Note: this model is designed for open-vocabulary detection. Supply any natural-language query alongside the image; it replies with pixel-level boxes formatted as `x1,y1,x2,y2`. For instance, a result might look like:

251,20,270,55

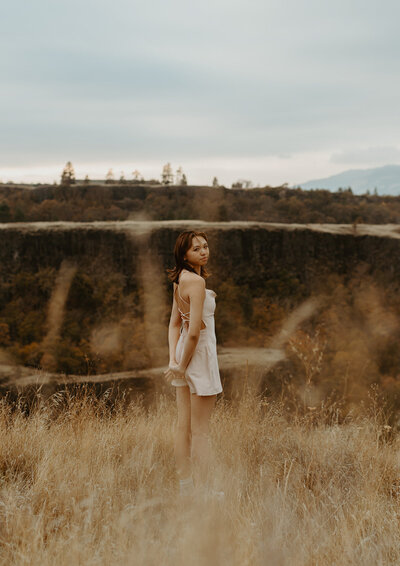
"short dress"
172,283,223,396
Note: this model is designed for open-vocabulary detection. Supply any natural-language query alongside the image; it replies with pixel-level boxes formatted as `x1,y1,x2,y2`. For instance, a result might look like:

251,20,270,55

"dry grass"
0,384,400,566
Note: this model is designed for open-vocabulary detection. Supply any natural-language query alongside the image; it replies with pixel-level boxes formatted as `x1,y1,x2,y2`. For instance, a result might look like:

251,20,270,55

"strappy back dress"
172,274,223,396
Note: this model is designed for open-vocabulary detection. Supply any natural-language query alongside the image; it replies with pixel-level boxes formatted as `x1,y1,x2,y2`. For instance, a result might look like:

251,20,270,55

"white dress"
172,284,223,396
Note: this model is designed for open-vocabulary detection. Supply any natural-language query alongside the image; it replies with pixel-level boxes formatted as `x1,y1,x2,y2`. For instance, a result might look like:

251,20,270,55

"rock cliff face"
1,220,400,401
1,221,400,292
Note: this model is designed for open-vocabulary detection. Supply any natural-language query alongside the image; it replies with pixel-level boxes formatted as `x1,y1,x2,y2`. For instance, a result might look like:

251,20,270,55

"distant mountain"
295,164,400,195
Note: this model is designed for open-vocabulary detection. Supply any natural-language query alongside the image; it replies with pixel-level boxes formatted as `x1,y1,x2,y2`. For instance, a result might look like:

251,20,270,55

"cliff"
2,220,400,408
1,220,400,291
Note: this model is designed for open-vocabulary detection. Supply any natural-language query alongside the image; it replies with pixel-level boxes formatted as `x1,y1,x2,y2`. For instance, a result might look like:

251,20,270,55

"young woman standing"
164,230,223,498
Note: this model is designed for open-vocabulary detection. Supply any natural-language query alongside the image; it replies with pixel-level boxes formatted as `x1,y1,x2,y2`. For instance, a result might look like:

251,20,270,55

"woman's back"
174,270,217,336
173,276,221,395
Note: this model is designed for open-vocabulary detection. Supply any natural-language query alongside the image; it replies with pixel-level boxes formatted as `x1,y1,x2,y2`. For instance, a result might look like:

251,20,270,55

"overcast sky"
2,0,400,186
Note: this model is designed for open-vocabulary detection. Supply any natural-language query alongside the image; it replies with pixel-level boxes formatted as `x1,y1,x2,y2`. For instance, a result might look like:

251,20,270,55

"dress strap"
174,285,190,317
174,281,206,330
177,284,190,305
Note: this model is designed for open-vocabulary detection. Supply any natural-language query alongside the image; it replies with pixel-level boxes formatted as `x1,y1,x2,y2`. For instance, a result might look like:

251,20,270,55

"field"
0,382,399,565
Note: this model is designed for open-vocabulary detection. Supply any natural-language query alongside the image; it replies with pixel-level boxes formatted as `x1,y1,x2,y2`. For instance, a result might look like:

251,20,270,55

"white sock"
179,476,194,496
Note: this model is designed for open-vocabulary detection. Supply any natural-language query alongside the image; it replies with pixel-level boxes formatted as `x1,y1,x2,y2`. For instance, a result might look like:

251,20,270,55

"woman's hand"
164,363,185,383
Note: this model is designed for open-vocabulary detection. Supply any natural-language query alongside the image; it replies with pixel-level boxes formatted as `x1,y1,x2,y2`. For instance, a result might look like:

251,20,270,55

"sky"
1,0,400,187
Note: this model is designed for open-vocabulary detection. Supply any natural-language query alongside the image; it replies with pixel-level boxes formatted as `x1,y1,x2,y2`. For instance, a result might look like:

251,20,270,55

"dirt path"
1,220,400,239
0,346,286,388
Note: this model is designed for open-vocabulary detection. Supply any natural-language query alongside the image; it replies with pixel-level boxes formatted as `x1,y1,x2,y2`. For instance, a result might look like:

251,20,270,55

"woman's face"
184,236,209,268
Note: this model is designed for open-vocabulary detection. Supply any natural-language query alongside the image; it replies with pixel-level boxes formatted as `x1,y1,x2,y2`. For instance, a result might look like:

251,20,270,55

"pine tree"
175,166,183,185
105,168,115,184
175,166,187,185
161,163,174,185
60,161,76,186
132,169,143,182
212,176,219,188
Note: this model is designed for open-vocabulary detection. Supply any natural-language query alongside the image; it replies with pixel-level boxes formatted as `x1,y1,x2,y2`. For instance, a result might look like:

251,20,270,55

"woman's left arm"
168,284,181,365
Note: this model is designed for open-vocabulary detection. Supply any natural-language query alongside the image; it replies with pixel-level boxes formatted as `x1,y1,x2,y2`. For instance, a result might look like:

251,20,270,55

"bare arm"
164,276,206,383
168,283,181,364
176,277,206,372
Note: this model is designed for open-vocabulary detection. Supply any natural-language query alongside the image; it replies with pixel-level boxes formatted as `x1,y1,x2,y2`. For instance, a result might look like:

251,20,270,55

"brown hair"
166,230,211,283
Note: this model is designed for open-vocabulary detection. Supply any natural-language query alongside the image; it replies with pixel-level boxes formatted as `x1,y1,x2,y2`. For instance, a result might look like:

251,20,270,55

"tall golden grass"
0,382,399,565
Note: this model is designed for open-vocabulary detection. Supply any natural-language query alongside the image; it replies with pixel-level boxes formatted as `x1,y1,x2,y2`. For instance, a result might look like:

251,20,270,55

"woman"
164,230,223,498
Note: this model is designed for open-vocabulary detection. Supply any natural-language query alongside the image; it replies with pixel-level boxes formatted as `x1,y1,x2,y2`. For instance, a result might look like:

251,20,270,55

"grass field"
0,382,399,565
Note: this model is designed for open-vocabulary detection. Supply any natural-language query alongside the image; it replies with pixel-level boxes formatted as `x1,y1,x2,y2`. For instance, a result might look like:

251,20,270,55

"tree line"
1,180,400,224
60,161,192,187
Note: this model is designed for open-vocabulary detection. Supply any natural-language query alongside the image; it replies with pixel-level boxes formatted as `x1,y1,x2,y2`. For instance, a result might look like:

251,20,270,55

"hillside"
1,183,400,223
298,164,400,195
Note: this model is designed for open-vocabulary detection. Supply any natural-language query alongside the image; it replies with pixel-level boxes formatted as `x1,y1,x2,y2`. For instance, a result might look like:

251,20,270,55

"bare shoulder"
180,269,204,284
180,271,205,292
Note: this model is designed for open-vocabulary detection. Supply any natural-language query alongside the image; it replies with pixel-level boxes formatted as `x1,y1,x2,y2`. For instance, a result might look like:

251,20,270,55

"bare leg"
174,385,192,480
190,393,217,486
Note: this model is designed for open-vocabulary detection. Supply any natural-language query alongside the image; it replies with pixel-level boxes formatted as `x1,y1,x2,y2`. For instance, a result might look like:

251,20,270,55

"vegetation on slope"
0,183,399,223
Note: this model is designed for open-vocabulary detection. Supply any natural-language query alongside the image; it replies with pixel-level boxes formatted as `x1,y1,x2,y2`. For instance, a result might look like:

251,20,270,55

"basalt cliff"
1,221,400,410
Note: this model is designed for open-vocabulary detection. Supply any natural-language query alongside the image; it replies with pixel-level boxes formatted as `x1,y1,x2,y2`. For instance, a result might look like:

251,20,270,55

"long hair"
166,230,211,283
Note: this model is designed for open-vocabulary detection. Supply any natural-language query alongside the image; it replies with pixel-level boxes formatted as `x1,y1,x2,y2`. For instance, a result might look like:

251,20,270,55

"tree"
0,322,10,346
175,166,183,185
14,207,25,221
232,179,253,189
132,170,143,182
105,169,115,184
83,175,90,186
119,171,126,184
60,161,76,186
161,163,174,185
212,176,219,188
231,181,243,189
175,166,187,185
231,179,253,189
0,202,11,222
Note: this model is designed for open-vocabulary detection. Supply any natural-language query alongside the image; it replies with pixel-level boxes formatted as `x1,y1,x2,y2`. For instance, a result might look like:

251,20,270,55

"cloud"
2,0,400,181
330,146,400,165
